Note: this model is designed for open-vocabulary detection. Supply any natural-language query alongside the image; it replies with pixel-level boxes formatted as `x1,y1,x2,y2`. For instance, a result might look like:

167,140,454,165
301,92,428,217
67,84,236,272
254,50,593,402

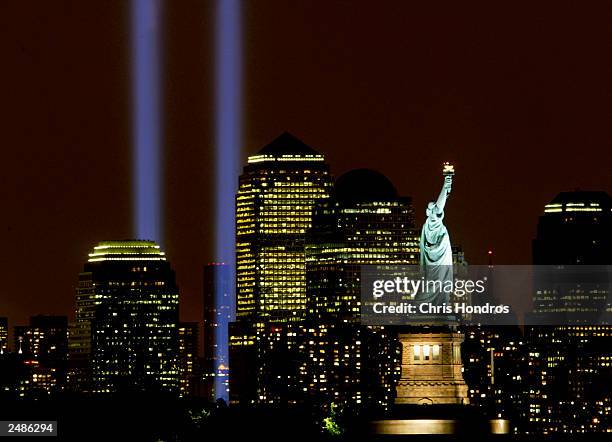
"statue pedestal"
394,325,468,405
367,326,508,436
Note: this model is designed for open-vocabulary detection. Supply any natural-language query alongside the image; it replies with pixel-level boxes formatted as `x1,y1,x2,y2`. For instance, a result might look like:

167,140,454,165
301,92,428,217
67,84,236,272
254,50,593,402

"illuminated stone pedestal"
394,327,468,405
368,325,508,436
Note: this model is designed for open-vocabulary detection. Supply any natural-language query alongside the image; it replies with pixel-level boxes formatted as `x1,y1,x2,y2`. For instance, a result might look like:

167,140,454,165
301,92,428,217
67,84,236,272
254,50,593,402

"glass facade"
235,133,333,322
70,240,179,394
178,322,199,397
527,191,612,433
306,169,419,321
203,262,231,401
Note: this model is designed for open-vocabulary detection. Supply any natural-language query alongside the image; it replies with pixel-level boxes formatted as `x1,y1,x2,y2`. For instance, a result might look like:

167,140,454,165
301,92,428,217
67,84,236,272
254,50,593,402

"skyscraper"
303,169,419,412
238,169,420,413
527,191,612,433
178,322,199,397
203,262,231,401
230,133,333,404
69,240,179,394
306,169,419,321
235,132,333,322
67,266,98,391
533,191,611,266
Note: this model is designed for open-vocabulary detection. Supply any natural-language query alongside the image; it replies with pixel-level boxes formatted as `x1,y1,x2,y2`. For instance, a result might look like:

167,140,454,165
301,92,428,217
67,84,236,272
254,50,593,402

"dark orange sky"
1,1,611,328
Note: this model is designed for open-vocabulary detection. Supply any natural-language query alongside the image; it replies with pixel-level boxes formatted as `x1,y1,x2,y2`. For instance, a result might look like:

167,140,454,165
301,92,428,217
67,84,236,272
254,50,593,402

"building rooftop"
87,240,166,262
257,132,320,156
247,132,325,164
544,190,611,214
333,168,398,202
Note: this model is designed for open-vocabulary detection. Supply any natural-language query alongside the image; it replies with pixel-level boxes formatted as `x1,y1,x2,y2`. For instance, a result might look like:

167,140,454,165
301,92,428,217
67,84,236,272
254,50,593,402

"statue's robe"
418,206,453,305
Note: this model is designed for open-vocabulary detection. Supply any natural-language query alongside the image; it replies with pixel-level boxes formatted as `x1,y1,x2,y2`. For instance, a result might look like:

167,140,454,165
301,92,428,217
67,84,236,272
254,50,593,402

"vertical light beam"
214,0,242,401
132,0,163,242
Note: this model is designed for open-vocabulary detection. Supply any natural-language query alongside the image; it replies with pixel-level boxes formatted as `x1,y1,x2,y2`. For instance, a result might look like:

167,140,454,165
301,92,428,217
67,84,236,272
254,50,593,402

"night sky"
1,1,611,328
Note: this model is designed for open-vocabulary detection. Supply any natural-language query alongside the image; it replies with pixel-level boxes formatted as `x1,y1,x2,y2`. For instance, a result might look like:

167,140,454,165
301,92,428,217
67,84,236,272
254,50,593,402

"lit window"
414,344,420,361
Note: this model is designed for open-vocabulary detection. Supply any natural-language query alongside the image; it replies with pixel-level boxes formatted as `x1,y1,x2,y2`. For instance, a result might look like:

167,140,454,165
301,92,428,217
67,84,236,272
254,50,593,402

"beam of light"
131,0,163,242
214,0,242,402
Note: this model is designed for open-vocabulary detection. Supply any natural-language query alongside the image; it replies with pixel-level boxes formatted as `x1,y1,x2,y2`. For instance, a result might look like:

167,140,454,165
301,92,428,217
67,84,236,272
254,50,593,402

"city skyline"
0,131,610,329
0,131,610,436
3,1,612,329
2,1,612,438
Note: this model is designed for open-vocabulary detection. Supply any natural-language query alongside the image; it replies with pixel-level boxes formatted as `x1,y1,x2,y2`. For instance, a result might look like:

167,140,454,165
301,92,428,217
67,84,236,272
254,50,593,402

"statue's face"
426,202,435,218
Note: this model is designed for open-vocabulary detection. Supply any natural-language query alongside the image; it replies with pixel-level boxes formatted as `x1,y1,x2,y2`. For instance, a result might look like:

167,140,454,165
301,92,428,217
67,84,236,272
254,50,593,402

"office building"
306,168,419,321
235,132,333,322
14,315,68,396
203,262,231,400
178,322,199,397
527,191,612,433
233,169,418,413
69,240,179,394
230,133,333,404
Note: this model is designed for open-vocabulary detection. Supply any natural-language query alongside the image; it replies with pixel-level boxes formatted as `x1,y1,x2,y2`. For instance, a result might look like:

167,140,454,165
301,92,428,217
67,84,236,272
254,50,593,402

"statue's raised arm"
434,174,453,214
417,164,455,305
421,171,453,267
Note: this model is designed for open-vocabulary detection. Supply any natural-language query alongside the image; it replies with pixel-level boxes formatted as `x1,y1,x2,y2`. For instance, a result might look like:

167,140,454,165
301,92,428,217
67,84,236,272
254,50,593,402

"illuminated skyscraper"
300,169,418,412
178,322,199,397
236,169,420,413
306,169,419,321
230,133,333,404
527,191,612,434
533,191,611,266
235,132,333,322
0,317,7,355
203,262,231,401
70,240,179,394
67,268,98,391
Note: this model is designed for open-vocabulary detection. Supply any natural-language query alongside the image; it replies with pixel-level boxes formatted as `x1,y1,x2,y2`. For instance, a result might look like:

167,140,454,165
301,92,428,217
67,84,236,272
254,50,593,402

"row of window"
413,344,441,361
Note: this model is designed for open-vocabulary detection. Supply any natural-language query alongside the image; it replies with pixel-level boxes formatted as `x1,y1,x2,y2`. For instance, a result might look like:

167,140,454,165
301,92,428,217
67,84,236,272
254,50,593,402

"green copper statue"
417,163,454,306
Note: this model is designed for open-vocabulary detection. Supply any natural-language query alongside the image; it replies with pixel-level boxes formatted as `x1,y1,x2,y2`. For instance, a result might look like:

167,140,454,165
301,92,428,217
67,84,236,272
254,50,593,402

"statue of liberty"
417,163,454,306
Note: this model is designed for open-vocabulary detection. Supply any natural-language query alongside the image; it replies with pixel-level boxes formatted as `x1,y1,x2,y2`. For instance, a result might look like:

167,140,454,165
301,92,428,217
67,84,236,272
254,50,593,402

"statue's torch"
443,162,454,194
443,162,455,177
